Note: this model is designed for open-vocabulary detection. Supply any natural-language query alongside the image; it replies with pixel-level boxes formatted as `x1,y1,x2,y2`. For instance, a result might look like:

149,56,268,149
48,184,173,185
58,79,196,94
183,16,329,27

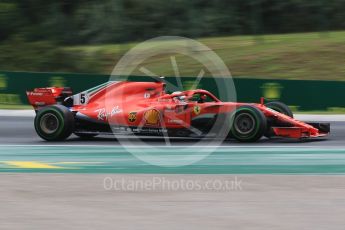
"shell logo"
144,109,160,125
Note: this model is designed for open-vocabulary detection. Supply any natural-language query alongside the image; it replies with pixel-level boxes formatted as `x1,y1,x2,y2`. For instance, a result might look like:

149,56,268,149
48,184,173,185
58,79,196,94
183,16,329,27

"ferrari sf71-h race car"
26,80,330,142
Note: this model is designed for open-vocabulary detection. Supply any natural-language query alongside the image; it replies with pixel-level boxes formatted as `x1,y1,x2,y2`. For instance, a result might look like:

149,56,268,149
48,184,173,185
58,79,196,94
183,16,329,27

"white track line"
294,114,345,122
0,109,35,117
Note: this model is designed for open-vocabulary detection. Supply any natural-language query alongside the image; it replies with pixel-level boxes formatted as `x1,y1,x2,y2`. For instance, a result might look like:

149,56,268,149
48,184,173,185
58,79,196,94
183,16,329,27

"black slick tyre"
34,105,74,141
231,105,267,142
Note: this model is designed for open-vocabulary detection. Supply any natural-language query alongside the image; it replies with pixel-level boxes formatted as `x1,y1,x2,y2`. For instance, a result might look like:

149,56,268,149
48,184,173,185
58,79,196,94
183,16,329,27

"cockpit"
169,90,220,103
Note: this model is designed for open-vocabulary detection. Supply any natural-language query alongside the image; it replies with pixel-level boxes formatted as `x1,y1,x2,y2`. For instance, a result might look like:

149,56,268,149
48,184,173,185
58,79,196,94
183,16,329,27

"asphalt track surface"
1,115,345,229
0,116,344,174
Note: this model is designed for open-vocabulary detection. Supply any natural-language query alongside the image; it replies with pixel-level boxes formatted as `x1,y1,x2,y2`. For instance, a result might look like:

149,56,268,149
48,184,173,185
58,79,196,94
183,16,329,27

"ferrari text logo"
128,112,137,122
193,105,201,115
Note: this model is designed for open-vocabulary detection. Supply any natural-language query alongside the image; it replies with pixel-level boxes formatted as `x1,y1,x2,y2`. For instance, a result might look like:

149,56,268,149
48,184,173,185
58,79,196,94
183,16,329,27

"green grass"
64,31,345,81
0,104,32,110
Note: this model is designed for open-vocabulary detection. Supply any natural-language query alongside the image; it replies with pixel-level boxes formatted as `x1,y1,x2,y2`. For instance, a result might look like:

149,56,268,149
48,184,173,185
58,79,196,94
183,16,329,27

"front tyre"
231,106,267,142
264,101,293,138
265,101,293,118
34,105,74,141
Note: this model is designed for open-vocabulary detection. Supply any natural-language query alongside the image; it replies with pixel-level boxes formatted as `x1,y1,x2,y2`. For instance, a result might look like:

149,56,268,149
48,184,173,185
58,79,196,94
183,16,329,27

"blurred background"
1,0,345,78
0,0,344,111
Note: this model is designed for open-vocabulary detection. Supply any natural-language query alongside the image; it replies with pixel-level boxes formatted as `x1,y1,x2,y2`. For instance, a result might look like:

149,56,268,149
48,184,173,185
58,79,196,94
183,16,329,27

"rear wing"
26,87,72,108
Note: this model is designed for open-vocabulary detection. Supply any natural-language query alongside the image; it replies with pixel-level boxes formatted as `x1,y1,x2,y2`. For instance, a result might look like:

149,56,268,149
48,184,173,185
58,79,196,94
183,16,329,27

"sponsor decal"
112,126,167,134
95,106,123,121
193,105,201,115
128,112,137,122
168,119,183,124
27,92,44,96
111,106,122,116
132,128,166,134
144,109,160,125
95,108,108,121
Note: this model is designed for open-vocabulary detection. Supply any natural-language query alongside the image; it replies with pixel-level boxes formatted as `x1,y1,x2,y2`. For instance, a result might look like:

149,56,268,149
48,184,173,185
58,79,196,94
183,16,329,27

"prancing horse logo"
193,105,201,115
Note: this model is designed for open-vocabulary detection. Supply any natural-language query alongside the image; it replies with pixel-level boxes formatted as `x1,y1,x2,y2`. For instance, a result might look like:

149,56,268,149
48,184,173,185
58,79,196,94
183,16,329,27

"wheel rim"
234,112,256,135
40,113,59,134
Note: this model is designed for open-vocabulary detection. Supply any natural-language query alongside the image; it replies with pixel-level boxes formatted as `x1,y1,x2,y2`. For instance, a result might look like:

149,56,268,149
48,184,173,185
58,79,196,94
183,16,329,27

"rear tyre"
230,106,267,142
34,105,74,141
265,101,293,138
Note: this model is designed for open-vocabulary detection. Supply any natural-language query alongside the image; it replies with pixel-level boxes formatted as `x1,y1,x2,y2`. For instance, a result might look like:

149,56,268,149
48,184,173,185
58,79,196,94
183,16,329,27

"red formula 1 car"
26,80,330,142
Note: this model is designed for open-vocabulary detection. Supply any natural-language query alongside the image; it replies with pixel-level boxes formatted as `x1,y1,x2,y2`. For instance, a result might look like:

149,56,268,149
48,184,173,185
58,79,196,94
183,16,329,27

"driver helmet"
172,91,186,102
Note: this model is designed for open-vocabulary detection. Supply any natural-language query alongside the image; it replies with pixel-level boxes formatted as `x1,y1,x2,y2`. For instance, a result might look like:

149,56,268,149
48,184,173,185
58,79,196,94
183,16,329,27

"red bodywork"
27,81,329,139
26,87,72,108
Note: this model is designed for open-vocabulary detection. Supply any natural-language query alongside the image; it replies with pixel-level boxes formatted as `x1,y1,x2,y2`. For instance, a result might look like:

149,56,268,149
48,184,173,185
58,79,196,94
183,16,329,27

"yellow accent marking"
4,161,63,169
